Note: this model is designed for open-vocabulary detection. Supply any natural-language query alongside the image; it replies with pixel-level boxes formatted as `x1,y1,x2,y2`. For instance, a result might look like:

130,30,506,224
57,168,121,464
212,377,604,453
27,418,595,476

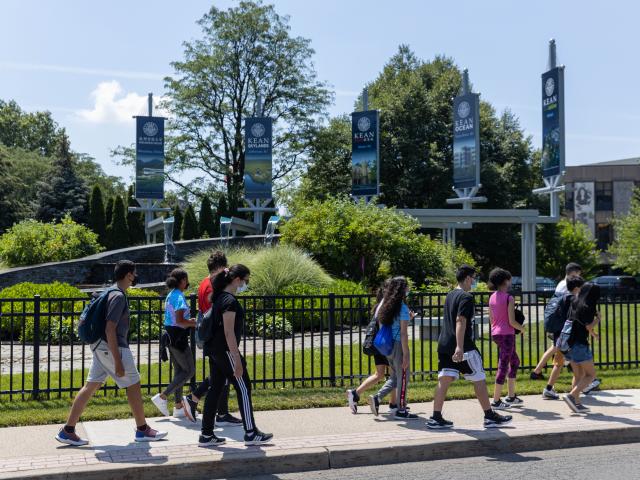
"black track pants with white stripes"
201,352,256,436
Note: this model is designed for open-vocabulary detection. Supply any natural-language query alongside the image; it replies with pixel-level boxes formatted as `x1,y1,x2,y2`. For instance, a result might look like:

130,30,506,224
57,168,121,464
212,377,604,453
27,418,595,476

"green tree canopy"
88,185,107,245
127,185,146,246
0,100,63,156
198,196,216,238
172,205,184,241
0,146,23,233
181,204,199,240
610,191,640,275
106,195,129,249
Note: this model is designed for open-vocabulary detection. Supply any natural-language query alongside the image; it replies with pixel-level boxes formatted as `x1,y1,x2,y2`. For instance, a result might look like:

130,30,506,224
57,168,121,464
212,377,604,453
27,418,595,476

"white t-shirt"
555,279,568,295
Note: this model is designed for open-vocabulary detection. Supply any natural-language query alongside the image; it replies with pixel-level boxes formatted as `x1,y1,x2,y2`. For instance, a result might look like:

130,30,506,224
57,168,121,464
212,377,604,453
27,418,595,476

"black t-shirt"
205,291,244,355
569,302,595,346
438,288,477,355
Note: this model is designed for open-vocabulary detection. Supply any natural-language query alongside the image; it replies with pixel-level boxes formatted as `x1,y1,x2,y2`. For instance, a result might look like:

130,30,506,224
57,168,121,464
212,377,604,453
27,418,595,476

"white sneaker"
173,406,186,418
542,387,559,400
152,393,170,416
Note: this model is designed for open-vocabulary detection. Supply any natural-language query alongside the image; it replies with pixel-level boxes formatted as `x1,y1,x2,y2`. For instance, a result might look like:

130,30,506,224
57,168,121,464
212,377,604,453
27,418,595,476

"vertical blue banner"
351,110,379,196
541,66,565,178
135,116,165,199
244,117,273,199
452,93,480,189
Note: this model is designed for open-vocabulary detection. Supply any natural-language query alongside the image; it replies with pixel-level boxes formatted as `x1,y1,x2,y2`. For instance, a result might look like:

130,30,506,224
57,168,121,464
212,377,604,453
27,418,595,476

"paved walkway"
2,389,640,479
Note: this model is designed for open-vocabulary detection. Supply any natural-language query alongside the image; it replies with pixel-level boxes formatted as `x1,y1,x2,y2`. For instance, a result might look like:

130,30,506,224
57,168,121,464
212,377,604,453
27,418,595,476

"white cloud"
76,81,167,124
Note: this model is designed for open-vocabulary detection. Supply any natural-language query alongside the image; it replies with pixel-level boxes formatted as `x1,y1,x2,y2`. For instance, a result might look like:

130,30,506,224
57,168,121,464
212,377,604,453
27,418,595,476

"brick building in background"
564,157,640,263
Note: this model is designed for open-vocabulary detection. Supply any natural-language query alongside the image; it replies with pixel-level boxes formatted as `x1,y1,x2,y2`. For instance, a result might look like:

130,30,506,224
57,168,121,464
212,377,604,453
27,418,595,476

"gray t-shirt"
104,289,130,348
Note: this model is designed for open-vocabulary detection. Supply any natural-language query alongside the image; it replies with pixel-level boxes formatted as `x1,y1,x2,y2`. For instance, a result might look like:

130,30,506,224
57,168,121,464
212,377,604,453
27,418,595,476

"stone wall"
0,235,277,289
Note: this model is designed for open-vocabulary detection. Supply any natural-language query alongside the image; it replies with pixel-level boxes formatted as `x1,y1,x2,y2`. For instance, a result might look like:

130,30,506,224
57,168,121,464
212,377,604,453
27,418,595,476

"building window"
596,223,613,250
565,188,574,212
595,181,613,211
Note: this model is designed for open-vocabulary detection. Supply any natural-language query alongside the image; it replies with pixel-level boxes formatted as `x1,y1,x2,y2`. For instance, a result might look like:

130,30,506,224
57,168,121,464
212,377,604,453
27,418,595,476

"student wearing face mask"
152,268,197,419
199,265,273,446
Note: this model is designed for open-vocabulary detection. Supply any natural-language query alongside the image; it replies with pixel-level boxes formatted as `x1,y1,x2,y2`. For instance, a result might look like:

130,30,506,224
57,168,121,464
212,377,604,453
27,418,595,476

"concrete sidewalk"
2,389,640,479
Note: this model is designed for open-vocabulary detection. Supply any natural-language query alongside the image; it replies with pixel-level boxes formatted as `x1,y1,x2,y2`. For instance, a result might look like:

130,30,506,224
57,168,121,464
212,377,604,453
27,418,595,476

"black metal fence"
1,292,639,399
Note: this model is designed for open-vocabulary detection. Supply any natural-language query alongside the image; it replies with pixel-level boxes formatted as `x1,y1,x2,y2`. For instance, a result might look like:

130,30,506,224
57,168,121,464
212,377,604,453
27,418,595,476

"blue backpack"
373,323,394,356
78,287,122,344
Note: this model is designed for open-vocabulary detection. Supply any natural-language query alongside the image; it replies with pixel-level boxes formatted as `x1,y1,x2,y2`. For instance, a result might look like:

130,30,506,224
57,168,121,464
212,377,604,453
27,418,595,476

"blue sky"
2,0,639,186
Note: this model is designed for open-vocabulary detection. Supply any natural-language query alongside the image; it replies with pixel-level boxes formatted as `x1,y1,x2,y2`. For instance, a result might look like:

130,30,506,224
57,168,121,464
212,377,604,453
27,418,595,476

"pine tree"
105,196,115,227
181,204,199,240
0,146,22,233
88,185,107,245
36,134,89,223
198,196,216,238
127,185,146,245
106,195,129,249
172,205,183,241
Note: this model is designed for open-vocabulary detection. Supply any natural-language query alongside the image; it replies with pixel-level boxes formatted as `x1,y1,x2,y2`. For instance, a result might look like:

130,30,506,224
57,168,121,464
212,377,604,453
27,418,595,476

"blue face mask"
236,281,248,293
471,279,478,290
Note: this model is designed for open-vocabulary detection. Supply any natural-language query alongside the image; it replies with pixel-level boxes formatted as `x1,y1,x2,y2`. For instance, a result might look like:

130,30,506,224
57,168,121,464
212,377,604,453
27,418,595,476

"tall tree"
172,205,184,241
106,195,129,249
105,196,115,227
36,134,89,224
0,99,63,156
88,185,107,245
0,146,23,233
610,190,640,275
126,185,146,245
538,219,600,279
198,196,216,238
181,204,199,240
120,1,332,210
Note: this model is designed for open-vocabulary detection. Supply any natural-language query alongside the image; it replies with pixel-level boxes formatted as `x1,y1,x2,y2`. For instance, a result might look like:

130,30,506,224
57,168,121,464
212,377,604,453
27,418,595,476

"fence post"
328,293,336,387
189,294,198,390
32,295,41,399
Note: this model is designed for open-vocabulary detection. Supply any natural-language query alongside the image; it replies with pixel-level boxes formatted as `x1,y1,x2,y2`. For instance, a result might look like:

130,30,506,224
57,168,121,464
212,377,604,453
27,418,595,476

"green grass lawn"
1,368,639,428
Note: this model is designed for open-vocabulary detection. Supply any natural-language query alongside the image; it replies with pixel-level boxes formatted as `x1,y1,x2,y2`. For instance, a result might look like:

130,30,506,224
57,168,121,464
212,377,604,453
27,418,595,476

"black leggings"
201,353,256,435
193,377,230,415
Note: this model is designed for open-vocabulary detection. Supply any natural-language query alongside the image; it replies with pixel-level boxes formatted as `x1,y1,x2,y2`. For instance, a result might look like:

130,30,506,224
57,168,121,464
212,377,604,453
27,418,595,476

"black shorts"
373,352,389,366
437,350,486,382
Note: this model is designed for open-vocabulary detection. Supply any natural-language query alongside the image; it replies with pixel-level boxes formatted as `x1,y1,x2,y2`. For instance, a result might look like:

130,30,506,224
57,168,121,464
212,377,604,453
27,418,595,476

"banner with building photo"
541,67,565,178
135,116,165,199
453,93,480,189
244,117,273,199
574,182,595,236
351,110,379,196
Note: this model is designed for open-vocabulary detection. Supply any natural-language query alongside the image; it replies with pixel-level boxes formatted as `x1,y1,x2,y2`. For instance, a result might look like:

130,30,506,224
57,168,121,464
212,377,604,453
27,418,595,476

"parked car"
510,276,557,296
591,276,640,299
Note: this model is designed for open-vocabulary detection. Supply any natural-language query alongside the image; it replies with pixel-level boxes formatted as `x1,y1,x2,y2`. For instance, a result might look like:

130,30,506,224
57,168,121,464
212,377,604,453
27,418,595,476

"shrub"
127,288,165,342
0,215,104,267
246,313,293,339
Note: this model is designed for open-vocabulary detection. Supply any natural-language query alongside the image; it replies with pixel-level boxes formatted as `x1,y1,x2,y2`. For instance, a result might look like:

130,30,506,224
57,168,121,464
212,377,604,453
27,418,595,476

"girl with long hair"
563,282,601,413
368,277,418,420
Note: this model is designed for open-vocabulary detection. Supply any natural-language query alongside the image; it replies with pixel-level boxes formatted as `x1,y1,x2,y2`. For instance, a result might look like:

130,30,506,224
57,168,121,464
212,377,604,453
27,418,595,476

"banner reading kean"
244,117,273,199
541,66,565,178
453,93,480,189
351,110,379,196
135,116,165,199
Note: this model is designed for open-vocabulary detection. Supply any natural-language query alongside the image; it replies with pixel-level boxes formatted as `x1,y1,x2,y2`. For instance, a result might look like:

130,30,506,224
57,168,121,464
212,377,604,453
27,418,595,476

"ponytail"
211,264,250,299
166,267,188,289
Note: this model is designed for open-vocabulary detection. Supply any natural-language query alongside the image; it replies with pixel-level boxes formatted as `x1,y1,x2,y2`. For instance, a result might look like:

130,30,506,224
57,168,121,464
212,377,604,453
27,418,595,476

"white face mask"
236,281,248,293
471,279,478,290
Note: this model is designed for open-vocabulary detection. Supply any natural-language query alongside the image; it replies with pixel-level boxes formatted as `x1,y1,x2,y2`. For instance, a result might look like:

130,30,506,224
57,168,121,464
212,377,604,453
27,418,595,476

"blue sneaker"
134,426,168,442
55,428,89,446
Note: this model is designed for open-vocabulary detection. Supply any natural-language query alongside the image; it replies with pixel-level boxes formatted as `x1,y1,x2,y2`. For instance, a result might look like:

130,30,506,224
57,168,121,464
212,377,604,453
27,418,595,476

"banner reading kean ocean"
351,110,379,196
135,116,165,199
244,117,273,199
541,66,565,178
452,93,480,189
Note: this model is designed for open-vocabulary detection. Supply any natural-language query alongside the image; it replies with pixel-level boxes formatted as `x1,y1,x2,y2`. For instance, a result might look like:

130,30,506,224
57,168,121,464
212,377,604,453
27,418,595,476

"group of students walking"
55,255,604,447
55,253,272,447
347,262,604,426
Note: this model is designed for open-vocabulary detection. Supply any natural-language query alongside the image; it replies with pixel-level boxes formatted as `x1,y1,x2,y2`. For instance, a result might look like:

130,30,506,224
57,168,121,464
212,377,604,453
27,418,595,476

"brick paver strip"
3,413,640,475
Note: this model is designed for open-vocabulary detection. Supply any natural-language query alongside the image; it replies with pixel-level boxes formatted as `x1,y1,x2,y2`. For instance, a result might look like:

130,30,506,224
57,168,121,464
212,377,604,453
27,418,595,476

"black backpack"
195,307,214,349
78,287,122,344
544,294,570,334
362,317,380,356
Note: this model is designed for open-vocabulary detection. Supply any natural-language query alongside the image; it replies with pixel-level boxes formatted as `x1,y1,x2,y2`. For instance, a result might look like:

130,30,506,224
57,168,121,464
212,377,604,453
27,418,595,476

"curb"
3,424,640,480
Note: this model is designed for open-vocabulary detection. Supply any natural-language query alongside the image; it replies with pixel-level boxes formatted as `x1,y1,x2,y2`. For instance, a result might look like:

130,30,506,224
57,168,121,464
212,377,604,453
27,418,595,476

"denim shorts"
565,343,593,364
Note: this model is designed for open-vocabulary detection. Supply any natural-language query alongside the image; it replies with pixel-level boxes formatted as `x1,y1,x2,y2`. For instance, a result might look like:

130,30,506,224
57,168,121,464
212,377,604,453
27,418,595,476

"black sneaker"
182,395,198,423
491,399,512,410
583,378,601,395
563,394,580,413
216,413,243,427
244,430,274,446
394,409,419,420
426,416,454,429
368,395,380,416
198,434,226,446
504,396,524,406
530,371,545,380
347,389,359,414
483,411,513,428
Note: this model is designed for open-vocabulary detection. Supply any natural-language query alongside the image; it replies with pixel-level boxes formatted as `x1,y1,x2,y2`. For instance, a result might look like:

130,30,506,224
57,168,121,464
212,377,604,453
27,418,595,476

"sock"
546,384,553,391
389,403,397,409
432,411,443,420
64,425,75,434
137,424,148,431
353,391,360,402
484,409,493,417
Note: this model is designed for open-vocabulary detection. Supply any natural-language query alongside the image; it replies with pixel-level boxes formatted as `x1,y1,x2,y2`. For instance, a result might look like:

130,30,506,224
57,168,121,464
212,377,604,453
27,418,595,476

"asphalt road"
236,442,640,480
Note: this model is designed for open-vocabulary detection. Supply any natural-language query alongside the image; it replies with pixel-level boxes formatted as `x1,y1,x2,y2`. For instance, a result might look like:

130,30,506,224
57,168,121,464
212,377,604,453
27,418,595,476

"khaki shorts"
87,342,141,389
